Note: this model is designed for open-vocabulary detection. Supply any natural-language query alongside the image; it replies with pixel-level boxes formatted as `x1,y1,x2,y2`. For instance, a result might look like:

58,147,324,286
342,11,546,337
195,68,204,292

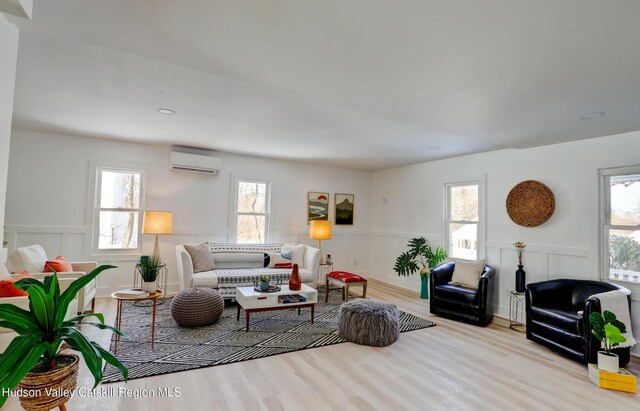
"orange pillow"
0,272,34,297
44,256,73,273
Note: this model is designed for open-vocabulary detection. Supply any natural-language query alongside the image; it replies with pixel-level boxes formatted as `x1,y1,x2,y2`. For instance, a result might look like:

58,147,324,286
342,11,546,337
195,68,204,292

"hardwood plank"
3,279,639,410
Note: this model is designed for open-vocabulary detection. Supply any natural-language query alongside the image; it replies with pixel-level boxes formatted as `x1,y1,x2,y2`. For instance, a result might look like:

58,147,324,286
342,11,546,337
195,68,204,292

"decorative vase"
515,265,526,293
142,280,157,293
597,351,619,373
289,263,301,291
18,354,79,411
420,269,429,299
260,280,270,291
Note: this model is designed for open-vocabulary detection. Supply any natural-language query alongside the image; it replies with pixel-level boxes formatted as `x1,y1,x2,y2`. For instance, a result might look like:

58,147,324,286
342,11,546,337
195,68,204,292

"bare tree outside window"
236,181,269,244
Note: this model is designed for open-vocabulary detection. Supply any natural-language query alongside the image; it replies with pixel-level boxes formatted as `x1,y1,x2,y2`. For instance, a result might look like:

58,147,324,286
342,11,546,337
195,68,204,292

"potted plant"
394,237,448,299
139,255,163,293
260,275,271,291
0,266,128,409
589,310,627,373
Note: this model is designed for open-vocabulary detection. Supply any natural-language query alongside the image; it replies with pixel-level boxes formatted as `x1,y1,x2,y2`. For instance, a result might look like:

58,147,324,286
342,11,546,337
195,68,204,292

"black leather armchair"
526,279,631,366
429,261,496,326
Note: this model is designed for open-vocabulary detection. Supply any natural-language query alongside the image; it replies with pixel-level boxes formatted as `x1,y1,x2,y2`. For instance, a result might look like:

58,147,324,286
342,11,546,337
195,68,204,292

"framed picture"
307,192,329,223
335,193,354,225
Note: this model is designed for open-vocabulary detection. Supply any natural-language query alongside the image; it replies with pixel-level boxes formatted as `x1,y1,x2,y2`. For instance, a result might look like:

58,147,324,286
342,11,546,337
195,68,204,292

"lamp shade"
143,211,173,235
309,220,332,240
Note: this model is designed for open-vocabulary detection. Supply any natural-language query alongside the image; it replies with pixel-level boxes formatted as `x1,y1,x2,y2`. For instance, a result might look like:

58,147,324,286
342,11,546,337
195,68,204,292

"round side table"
112,289,162,353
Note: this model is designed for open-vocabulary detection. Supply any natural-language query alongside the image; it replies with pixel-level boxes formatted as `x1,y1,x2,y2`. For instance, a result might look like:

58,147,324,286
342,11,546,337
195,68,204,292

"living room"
1,1,640,410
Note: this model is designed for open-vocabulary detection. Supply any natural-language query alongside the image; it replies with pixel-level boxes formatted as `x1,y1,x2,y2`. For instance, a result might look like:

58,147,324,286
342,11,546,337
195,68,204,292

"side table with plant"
394,237,448,299
0,265,128,410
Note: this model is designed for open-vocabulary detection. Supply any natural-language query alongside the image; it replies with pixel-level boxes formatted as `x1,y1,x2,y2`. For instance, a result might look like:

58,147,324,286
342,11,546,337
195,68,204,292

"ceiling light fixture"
157,108,176,115
580,112,606,120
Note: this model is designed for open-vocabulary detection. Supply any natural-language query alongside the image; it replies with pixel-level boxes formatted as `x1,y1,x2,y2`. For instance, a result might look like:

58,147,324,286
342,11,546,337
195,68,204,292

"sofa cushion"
434,284,479,305
451,259,485,289
211,252,264,269
7,244,47,273
184,243,216,273
281,244,305,266
210,243,282,253
192,270,219,288
267,252,292,268
44,256,74,273
0,272,34,297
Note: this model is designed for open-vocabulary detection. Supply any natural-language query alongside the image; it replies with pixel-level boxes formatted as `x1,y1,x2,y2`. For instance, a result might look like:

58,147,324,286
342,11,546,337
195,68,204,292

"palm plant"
0,265,128,407
394,237,448,277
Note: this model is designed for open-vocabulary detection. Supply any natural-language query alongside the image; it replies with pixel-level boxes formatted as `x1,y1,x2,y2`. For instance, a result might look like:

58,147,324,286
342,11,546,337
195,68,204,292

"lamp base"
152,234,160,260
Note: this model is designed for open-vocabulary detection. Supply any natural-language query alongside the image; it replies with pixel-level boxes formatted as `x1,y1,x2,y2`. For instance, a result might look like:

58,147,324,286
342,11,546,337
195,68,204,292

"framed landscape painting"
308,192,329,223
335,193,354,225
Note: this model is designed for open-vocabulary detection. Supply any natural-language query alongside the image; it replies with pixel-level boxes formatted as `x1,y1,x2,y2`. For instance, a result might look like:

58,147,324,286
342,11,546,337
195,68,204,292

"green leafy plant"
139,255,163,282
394,237,448,278
589,310,627,355
0,266,128,407
260,275,271,282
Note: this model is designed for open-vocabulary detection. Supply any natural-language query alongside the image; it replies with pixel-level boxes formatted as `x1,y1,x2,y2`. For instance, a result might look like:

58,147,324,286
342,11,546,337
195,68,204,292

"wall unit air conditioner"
170,151,221,175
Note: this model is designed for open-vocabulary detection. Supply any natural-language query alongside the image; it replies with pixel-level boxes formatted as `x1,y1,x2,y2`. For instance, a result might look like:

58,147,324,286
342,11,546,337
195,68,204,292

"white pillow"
281,244,306,266
7,244,48,273
451,259,486,289
267,252,292,267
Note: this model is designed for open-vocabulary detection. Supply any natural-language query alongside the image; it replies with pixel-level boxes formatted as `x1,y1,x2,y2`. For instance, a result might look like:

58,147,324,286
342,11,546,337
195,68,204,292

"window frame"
92,166,146,256
599,165,640,285
231,178,271,244
444,176,485,261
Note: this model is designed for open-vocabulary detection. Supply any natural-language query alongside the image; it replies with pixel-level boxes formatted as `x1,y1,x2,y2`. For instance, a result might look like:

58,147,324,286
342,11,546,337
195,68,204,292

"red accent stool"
325,271,368,303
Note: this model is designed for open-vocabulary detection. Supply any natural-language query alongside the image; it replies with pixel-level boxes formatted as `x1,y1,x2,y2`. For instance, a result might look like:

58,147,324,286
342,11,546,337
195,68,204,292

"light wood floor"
5,279,639,410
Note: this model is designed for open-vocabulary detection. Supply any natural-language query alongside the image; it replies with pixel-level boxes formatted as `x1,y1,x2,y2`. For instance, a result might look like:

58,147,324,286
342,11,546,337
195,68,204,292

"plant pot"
597,351,619,373
142,280,157,293
260,281,270,291
420,269,429,299
18,354,79,411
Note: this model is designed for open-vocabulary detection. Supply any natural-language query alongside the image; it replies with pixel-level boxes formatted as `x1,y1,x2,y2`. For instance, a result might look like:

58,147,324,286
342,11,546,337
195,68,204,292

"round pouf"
337,299,399,347
171,288,224,327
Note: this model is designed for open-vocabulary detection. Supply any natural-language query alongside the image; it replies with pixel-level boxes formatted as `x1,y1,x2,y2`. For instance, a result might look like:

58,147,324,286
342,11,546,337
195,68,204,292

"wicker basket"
18,354,79,411
506,180,555,227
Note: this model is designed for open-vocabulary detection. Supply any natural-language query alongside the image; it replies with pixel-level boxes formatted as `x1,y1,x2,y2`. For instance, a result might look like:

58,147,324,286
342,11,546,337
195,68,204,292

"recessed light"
427,145,441,150
580,112,606,120
157,108,176,115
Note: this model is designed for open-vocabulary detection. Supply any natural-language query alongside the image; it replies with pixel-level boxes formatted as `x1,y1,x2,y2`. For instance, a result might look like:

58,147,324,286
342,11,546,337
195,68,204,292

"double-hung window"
601,167,640,283
94,168,145,252
235,180,270,244
445,181,483,260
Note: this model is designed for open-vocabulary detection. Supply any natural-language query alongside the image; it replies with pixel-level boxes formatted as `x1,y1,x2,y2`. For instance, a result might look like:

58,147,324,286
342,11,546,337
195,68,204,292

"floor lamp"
143,210,173,260
309,220,332,264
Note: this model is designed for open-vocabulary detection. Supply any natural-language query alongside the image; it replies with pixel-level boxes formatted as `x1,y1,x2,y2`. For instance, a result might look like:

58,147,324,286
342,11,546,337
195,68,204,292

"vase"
597,351,619,373
420,269,429,299
260,280,270,291
289,263,301,291
515,265,526,292
142,280,157,293
18,354,79,411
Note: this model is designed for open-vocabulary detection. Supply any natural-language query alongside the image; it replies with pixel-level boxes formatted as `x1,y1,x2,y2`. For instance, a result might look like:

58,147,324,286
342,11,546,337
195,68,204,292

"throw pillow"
450,259,486,289
0,272,34,298
44,256,74,273
184,243,216,273
281,244,305,266
6,244,48,274
267,252,292,268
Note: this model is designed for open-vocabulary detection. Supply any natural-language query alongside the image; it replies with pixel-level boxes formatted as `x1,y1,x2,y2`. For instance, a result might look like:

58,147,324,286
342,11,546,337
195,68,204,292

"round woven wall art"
506,180,555,227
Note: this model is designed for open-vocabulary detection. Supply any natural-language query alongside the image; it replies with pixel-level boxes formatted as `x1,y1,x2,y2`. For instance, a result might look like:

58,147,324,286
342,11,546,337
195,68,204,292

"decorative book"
114,289,150,299
588,363,638,394
278,294,307,304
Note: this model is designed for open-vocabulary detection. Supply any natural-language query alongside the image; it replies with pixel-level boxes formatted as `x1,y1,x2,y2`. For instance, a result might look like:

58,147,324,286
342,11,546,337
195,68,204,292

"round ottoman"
171,288,224,327
337,299,399,347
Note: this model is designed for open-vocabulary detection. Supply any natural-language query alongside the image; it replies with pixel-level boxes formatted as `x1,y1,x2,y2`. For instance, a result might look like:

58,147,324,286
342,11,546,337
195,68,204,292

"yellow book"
588,363,638,394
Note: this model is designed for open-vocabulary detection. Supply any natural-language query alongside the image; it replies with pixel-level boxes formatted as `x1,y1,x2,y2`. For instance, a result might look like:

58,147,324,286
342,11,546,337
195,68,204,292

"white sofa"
5,244,97,313
176,243,321,298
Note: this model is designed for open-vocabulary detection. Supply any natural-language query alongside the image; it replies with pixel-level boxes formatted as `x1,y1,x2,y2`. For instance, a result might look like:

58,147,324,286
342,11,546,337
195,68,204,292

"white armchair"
5,245,97,313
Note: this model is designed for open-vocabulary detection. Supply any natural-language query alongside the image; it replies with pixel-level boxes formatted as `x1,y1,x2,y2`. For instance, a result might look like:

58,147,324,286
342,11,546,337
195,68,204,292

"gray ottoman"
337,299,400,347
171,288,224,327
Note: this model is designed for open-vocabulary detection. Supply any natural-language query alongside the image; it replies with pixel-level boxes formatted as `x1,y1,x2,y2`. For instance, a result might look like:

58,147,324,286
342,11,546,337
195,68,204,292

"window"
94,168,144,251
601,168,640,283
235,180,270,244
445,181,483,260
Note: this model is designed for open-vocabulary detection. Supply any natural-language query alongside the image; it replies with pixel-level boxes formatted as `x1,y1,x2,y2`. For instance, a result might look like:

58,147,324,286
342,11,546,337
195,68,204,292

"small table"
112,289,162,353
317,262,334,287
509,290,526,332
235,284,318,332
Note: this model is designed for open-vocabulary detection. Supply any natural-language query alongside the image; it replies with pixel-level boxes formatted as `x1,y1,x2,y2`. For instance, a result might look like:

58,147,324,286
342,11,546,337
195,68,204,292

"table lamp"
143,210,173,260
309,220,332,264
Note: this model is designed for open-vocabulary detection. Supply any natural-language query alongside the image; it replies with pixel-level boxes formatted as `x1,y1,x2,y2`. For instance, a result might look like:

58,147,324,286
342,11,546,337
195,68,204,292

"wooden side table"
111,289,162,353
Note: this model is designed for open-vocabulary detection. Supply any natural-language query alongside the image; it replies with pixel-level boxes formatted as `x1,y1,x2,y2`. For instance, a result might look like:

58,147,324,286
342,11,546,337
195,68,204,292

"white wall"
371,130,640,355
0,13,19,264
5,129,372,294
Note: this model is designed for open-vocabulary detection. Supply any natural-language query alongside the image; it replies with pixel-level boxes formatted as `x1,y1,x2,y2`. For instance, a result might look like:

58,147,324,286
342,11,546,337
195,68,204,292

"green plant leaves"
589,310,628,353
394,251,419,276
605,323,627,347
394,237,448,276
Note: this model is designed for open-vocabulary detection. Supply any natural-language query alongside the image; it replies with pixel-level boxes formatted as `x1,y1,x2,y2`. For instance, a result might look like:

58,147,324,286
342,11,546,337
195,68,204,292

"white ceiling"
9,0,640,170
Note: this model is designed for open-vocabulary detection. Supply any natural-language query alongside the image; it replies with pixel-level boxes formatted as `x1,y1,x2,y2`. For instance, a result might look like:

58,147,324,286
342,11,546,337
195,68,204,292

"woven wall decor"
506,180,555,227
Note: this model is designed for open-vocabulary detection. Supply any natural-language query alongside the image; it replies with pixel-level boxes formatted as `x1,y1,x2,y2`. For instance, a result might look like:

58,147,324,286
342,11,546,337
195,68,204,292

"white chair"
5,244,97,314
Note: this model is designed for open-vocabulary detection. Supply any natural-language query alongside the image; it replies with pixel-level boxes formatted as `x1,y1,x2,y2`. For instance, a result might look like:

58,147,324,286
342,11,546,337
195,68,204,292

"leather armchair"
429,261,496,326
526,279,631,366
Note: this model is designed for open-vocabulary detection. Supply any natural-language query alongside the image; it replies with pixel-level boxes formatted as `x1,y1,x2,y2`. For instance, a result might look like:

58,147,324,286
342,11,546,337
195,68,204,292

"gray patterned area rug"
102,291,435,382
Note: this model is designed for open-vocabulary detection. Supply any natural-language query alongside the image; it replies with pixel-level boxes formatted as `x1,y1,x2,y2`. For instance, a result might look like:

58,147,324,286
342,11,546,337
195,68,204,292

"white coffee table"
235,284,318,332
